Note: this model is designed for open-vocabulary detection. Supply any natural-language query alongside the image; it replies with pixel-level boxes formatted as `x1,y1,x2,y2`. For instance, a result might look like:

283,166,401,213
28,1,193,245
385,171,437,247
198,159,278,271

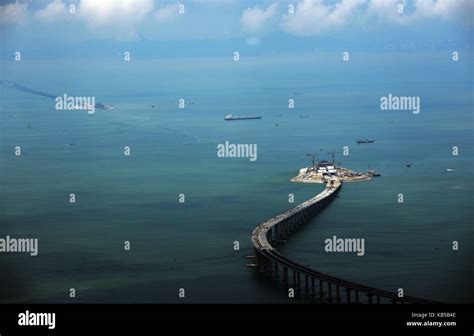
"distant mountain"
0,32,469,60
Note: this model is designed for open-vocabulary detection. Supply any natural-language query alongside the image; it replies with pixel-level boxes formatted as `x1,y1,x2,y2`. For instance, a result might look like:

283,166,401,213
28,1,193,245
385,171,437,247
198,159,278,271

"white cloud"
78,0,153,27
155,4,180,23
281,0,472,36
76,0,154,40
414,0,473,24
0,1,28,25
367,0,411,25
241,3,279,35
190,0,236,4
369,0,474,26
34,0,69,23
282,0,366,36
1,0,472,40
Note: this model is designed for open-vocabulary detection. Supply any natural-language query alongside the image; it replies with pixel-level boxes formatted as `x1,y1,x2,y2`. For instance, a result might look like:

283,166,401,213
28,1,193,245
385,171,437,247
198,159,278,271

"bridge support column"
376,295,380,304
367,293,373,304
256,252,263,273
297,272,301,291
336,285,341,303
274,262,279,279
283,267,289,287
355,290,359,303
262,256,268,274
305,275,309,293
328,283,333,302
319,280,324,298
264,257,272,276
346,288,351,304
292,270,297,290
311,278,315,296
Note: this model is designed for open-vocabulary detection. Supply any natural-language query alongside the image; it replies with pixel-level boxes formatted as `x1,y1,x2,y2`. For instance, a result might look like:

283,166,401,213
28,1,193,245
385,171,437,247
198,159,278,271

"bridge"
250,178,439,304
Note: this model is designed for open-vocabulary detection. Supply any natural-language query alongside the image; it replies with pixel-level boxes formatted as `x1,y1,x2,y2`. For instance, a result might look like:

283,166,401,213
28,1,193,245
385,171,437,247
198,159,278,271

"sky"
0,0,472,58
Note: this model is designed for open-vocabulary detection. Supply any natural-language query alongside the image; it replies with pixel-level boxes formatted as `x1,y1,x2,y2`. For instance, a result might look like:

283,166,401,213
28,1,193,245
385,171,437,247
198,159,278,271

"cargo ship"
225,114,261,121
357,139,375,144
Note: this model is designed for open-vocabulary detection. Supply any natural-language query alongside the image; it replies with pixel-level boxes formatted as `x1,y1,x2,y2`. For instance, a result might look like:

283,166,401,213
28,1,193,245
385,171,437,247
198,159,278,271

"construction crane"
327,151,335,165
306,153,317,169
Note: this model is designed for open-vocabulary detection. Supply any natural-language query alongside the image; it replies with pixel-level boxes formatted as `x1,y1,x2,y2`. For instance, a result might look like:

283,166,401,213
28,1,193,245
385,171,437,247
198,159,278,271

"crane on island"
306,153,317,169
327,151,336,165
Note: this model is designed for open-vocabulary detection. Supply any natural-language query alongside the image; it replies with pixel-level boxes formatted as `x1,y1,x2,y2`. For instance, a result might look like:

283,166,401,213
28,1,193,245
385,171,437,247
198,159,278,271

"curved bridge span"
250,179,438,304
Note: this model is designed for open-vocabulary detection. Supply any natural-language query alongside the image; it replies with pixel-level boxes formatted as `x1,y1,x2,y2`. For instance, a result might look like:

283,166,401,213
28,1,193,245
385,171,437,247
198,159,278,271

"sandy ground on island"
290,166,373,184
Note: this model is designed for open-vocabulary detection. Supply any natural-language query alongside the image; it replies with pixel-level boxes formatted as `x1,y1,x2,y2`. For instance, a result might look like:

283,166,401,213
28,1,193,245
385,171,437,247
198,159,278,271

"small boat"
95,103,114,110
445,168,455,172
368,168,381,177
225,114,261,121
357,139,375,144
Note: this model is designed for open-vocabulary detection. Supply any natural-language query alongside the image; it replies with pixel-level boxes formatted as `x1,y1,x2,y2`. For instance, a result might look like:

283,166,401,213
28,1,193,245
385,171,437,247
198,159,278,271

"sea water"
0,52,472,303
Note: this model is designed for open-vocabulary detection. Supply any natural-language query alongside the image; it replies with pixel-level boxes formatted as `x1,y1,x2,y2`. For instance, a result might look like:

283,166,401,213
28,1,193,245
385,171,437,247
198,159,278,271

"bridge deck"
251,179,439,304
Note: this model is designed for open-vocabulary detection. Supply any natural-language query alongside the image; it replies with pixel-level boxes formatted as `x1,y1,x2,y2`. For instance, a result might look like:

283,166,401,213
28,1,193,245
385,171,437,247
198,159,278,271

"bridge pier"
292,216,299,232
255,252,263,273
304,209,310,221
319,280,325,298
327,283,333,303
367,293,373,304
283,267,289,287
251,181,438,305
265,257,273,277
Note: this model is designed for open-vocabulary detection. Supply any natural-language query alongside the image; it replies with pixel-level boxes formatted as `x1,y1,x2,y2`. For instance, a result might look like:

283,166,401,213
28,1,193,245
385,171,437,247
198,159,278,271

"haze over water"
1,51,472,303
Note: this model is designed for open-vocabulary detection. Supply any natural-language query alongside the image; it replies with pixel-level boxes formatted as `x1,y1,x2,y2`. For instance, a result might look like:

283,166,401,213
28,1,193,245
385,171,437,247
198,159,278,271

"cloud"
190,0,237,4
155,3,180,23
34,0,69,23
282,0,366,36
367,0,411,25
368,0,474,26
1,0,472,42
76,0,154,40
414,0,473,25
78,0,153,27
0,1,28,25
281,0,472,36
241,3,279,35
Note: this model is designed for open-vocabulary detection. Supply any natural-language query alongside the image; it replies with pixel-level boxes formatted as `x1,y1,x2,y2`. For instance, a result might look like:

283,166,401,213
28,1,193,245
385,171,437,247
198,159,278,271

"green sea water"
0,52,472,303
